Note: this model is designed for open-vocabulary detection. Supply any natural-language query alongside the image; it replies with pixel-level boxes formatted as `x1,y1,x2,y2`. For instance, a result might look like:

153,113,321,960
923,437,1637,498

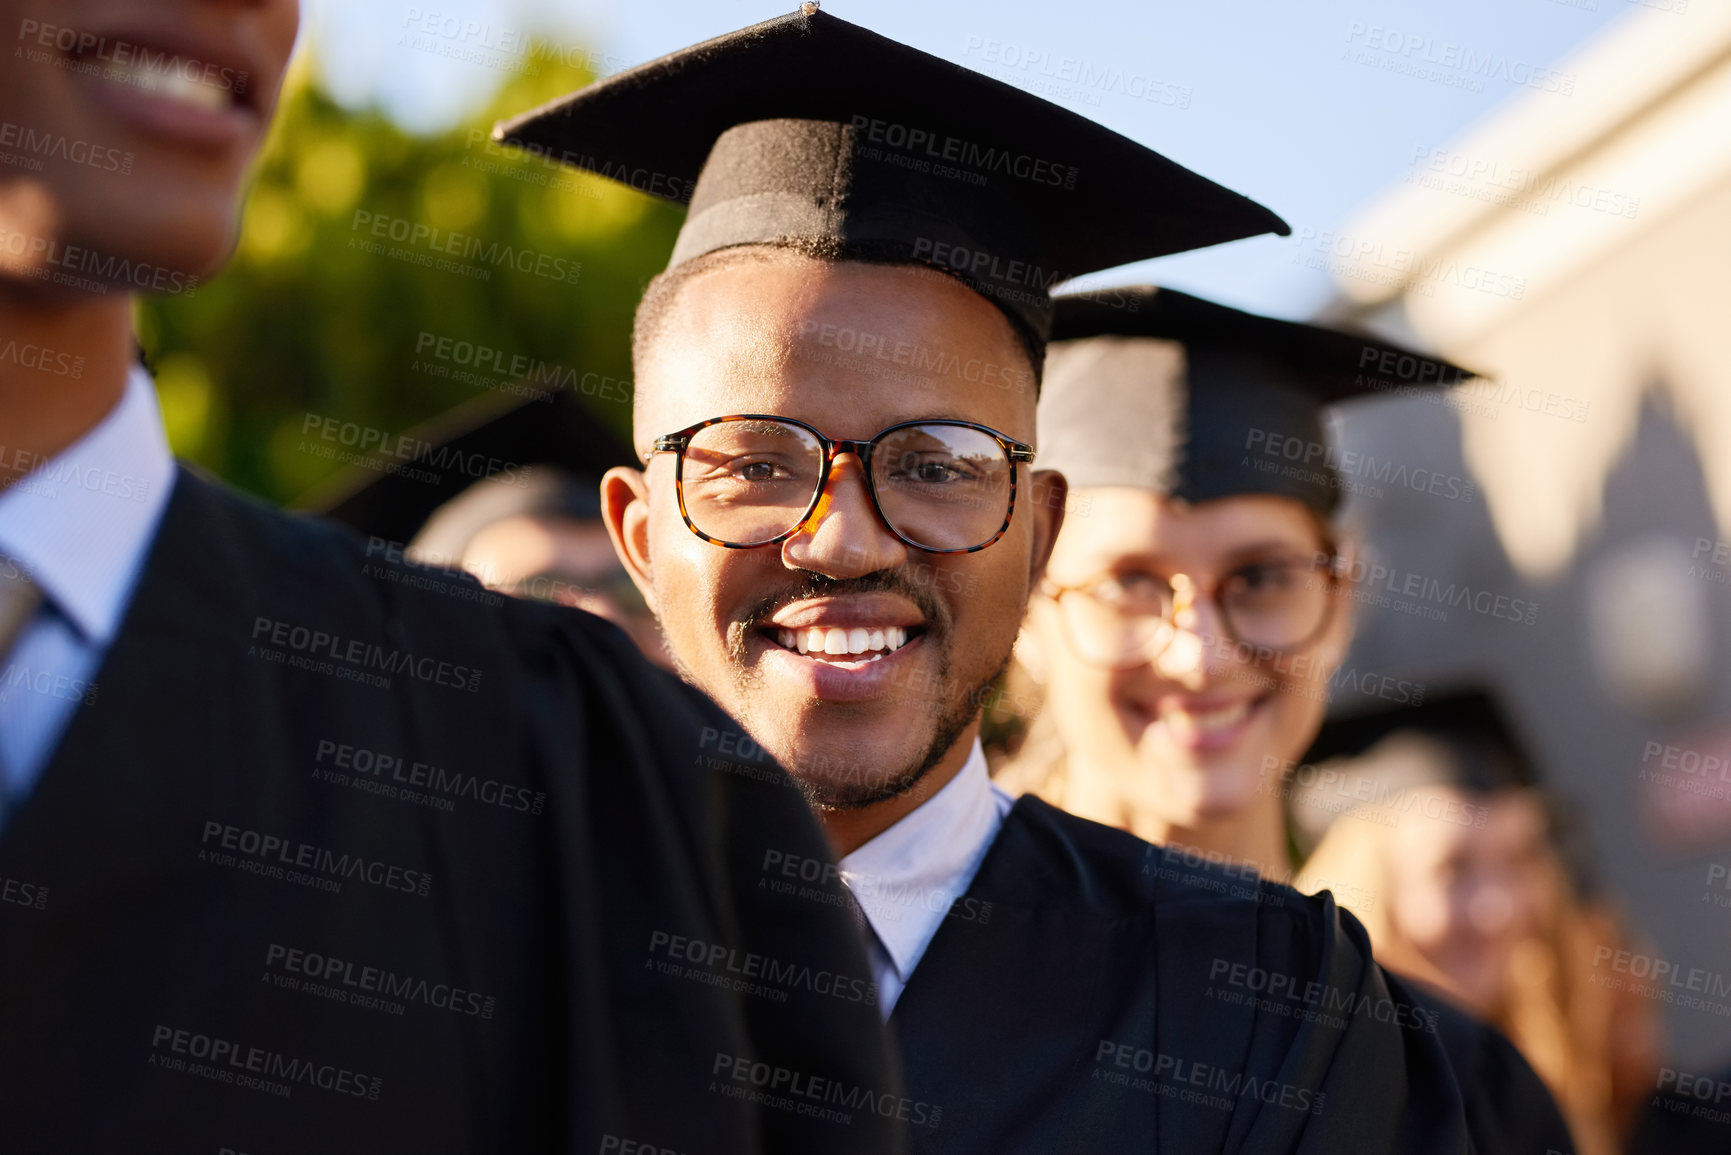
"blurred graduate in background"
1294,690,1661,1155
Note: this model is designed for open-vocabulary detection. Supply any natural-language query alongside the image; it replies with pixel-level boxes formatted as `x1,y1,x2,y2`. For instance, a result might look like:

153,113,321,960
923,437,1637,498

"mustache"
737,568,948,634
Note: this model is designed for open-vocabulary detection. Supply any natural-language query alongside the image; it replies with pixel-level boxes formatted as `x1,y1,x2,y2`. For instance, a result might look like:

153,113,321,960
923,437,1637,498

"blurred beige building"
1316,2,1731,1067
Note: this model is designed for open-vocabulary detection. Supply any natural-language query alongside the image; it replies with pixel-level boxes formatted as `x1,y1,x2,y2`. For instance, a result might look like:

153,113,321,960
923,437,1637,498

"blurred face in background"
459,512,669,668
1385,786,1550,1015
1027,490,1353,833
0,0,298,293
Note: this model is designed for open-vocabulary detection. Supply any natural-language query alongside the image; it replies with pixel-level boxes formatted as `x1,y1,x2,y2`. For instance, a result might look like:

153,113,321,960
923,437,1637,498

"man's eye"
736,461,777,481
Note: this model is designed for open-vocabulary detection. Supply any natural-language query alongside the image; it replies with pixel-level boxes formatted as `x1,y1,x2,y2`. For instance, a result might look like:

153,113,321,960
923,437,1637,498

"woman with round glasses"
1005,286,1578,1151
1000,285,1445,879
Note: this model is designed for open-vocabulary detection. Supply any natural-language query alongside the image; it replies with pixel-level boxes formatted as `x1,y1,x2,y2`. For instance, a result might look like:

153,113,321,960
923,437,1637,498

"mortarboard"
301,390,635,548
492,4,1288,341
1036,286,1476,515
1301,686,1542,794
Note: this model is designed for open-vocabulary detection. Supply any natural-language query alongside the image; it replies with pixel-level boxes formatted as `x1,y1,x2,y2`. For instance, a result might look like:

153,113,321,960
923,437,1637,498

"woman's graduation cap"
493,4,1288,340
1036,286,1478,514
1302,686,1544,793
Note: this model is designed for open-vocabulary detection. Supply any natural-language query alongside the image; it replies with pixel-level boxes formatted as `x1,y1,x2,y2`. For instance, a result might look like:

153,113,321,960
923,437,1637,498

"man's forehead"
635,259,1038,443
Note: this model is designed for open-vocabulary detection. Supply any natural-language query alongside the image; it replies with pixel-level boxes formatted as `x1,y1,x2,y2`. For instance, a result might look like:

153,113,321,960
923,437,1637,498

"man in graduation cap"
499,5,1540,1150
0,0,900,1150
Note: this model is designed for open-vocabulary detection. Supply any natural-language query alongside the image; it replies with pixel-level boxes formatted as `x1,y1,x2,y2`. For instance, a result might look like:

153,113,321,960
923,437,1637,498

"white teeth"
1164,700,1252,734
105,59,231,112
773,623,916,660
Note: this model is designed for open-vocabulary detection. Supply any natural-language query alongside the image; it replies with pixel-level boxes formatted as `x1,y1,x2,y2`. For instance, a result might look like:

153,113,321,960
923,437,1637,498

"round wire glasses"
1040,555,1342,669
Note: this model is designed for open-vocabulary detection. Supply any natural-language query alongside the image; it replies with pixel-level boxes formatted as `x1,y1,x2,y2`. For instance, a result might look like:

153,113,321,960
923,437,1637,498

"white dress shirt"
838,739,1012,1016
0,366,175,806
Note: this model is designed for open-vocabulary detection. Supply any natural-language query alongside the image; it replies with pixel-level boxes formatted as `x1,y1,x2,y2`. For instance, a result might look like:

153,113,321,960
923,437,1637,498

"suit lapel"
0,467,236,895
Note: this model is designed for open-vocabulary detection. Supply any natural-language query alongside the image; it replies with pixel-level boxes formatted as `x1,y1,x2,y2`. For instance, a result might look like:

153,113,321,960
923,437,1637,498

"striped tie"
0,556,42,822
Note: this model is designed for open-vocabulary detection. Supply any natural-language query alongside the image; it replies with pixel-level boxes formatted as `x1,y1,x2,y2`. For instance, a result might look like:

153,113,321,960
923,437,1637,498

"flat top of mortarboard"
299,390,635,548
492,6,1288,338
1300,685,1543,793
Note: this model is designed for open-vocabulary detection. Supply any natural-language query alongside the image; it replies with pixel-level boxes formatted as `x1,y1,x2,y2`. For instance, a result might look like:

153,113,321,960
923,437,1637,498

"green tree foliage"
136,47,680,505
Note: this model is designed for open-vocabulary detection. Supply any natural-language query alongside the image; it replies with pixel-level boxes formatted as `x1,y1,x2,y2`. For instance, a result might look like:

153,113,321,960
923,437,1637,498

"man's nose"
780,454,908,577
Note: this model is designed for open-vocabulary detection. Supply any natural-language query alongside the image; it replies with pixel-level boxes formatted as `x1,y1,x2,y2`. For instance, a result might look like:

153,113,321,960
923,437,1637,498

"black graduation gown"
0,466,904,1155
889,796,1570,1154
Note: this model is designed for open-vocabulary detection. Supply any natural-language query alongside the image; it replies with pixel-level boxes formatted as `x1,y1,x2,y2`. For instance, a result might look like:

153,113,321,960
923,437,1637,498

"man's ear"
601,465,658,616
1025,469,1068,588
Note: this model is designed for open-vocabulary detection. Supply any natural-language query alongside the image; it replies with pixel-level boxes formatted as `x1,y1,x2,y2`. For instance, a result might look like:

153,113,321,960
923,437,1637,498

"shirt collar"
0,365,176,643
838,740,1010,985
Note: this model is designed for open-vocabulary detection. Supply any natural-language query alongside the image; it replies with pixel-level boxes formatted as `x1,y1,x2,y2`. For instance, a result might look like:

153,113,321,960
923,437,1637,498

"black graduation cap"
1301,686,1542,794
1036,286,1477,515
492,4,1288,341
300,390,635,548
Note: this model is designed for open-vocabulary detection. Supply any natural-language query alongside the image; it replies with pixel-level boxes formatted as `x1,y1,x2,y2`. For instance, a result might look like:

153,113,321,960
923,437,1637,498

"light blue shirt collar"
0,365,175,642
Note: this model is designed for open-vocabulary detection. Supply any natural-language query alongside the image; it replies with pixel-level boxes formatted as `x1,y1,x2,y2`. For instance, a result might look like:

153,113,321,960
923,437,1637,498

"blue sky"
303,0,1633,318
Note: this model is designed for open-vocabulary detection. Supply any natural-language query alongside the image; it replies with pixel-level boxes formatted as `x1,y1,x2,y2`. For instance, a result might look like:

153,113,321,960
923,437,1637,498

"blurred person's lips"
1147,692,1268,752
67,25,262,149
753,594,928,703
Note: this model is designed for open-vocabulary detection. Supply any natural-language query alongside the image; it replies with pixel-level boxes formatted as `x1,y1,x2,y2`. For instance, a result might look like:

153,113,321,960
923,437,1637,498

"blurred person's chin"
0,0,297,295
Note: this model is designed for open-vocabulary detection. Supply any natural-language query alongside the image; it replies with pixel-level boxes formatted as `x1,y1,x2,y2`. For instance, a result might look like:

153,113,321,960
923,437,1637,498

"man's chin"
781,741,938,812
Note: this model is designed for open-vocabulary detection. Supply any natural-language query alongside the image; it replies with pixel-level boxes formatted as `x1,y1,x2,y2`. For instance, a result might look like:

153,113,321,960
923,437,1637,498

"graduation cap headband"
493,5,1289,339
1036,286,1476,515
